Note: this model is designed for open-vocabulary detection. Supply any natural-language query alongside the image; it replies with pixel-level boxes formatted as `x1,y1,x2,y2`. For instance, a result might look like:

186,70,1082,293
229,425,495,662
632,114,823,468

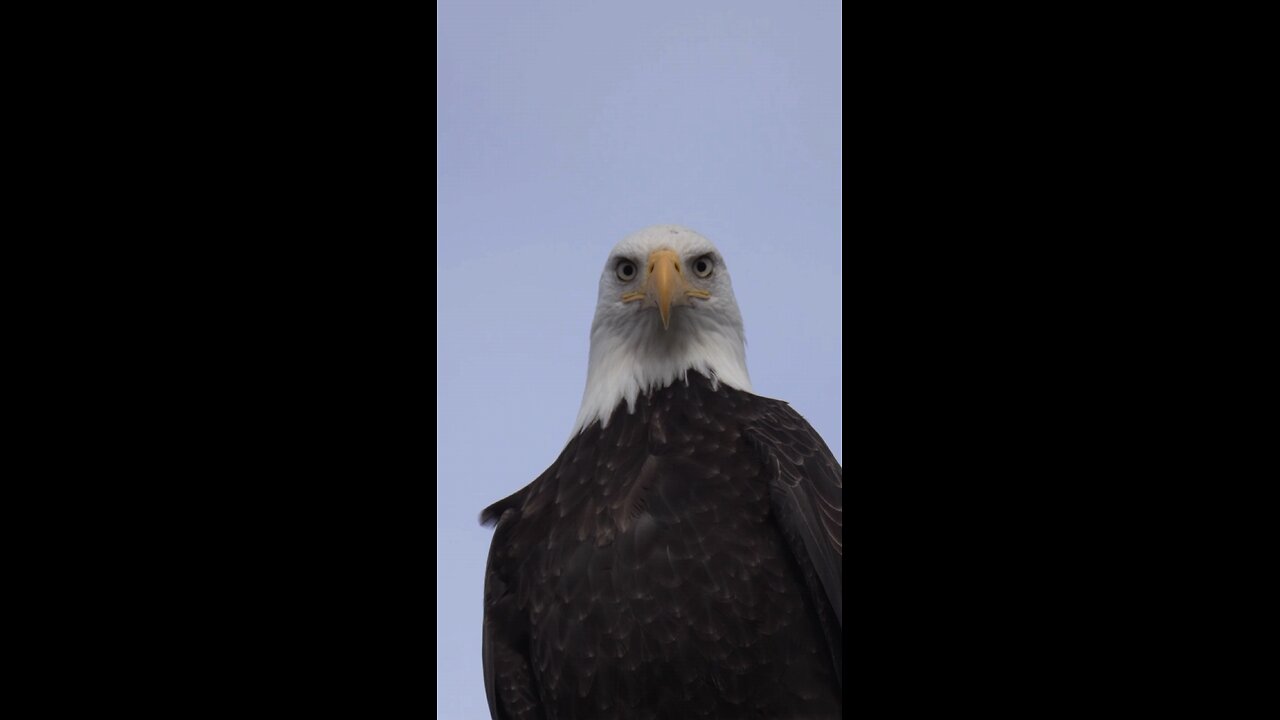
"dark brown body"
482,372,842,719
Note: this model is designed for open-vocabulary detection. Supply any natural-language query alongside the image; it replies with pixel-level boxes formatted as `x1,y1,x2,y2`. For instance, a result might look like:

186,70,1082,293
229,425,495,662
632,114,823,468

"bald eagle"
481,226,842,719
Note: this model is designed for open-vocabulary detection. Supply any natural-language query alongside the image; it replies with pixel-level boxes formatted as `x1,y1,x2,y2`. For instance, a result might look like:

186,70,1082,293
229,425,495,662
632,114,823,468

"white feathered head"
573,225,752,434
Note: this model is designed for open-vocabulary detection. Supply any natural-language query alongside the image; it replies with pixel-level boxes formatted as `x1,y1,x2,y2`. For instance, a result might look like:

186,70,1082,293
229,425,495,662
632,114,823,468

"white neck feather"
572,306,751,435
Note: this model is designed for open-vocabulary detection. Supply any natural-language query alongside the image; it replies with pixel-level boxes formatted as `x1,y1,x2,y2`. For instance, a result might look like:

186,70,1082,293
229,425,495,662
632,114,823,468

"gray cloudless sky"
437,2,841,717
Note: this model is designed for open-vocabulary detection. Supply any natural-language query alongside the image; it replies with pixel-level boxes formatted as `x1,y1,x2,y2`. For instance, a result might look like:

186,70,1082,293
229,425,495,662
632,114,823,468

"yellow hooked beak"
621,249,711,330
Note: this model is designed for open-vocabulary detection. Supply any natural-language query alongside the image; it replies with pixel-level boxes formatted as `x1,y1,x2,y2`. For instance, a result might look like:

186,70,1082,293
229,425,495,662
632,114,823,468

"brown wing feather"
746,400,843,676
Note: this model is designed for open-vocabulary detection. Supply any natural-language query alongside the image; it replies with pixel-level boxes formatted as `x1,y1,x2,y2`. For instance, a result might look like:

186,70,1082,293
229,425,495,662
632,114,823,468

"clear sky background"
436,2,841,717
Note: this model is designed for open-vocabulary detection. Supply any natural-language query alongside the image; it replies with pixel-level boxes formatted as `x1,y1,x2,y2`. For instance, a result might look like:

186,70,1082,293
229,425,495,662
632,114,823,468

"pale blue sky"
436,2,841,717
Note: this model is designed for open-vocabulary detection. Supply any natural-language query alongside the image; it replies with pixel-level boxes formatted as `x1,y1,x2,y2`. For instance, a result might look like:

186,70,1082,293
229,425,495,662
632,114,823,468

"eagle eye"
693,255,714,278
616,260,637,281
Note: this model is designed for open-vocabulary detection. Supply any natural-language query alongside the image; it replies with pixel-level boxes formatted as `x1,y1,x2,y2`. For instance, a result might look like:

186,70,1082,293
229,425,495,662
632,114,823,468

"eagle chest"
516,395,816,715
540,396,774,577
